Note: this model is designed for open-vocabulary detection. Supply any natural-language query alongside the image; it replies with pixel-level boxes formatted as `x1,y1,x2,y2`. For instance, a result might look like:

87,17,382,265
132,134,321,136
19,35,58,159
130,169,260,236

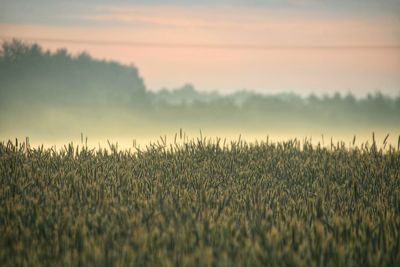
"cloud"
2,0,399,27
72,4,400,46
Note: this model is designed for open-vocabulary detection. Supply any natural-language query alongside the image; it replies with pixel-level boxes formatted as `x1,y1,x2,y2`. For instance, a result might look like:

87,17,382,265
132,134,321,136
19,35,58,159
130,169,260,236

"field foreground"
1,138,400,266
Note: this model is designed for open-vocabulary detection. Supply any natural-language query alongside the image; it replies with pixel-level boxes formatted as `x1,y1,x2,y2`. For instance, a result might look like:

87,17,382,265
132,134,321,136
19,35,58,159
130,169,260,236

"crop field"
1,137,400,266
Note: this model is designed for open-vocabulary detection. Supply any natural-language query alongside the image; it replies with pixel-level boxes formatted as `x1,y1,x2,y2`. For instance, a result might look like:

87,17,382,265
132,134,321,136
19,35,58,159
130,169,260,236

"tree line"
1,39,399,130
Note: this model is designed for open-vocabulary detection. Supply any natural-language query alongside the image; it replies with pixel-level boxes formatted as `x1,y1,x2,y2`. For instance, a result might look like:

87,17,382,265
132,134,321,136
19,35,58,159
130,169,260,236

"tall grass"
1,137,399,266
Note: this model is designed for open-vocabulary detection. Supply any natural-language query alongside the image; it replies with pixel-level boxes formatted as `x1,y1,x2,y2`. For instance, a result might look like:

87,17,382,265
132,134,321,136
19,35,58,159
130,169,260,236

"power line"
1,36,400,50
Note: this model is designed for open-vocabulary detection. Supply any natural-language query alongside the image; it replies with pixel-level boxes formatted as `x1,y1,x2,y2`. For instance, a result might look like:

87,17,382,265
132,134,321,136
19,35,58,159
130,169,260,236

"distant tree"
0,40,149,107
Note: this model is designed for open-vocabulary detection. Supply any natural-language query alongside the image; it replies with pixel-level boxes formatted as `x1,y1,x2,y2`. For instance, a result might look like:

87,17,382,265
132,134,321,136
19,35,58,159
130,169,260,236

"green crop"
1,137,399,266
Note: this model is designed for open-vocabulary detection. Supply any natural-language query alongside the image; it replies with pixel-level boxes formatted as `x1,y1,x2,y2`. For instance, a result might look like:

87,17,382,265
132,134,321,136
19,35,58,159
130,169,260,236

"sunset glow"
1,1,399,95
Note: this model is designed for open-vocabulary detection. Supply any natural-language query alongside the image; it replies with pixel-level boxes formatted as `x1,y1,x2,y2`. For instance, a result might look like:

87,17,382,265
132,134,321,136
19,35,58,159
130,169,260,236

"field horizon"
2,130,400,152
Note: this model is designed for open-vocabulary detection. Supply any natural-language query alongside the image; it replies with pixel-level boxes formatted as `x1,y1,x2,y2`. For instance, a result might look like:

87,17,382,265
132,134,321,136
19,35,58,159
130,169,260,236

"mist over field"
0,40,399,148
2,1,400,266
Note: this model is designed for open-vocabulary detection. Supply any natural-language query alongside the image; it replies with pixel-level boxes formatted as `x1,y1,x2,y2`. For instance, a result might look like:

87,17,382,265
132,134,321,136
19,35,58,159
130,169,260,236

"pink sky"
1,4,399,96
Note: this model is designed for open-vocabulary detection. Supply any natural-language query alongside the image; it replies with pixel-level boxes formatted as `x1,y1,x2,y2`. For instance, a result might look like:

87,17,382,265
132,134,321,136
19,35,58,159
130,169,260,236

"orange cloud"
72,5,400,47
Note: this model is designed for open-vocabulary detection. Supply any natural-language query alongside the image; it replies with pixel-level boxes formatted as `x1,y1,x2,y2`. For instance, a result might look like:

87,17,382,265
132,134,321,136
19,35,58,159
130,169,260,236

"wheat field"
1,136,399,266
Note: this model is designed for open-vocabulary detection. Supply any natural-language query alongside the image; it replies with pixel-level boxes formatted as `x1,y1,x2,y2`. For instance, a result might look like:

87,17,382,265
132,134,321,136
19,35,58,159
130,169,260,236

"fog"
1,40,399,149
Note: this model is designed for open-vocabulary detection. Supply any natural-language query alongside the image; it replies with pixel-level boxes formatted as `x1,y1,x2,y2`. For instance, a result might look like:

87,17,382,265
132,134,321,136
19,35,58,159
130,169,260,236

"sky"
1,0,400,96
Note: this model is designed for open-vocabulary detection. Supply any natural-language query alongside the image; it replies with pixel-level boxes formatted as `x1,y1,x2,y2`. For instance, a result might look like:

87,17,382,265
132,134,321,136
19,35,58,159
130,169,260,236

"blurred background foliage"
1,40,399,144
